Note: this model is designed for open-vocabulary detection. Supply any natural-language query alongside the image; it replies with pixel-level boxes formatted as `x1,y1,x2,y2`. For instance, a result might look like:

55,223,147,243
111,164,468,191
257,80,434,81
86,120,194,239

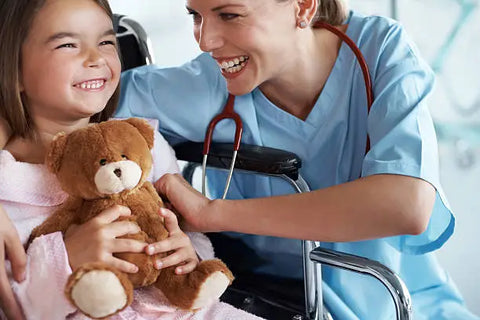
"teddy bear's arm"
143,181,164,206
28,197,84,247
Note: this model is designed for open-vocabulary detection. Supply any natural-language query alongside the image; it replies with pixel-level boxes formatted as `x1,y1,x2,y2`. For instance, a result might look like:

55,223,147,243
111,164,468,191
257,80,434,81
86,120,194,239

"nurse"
116,0,479,319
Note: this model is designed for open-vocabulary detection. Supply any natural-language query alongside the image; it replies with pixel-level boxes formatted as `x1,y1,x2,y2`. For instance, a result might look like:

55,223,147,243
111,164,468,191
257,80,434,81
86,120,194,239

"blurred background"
110,0,480,314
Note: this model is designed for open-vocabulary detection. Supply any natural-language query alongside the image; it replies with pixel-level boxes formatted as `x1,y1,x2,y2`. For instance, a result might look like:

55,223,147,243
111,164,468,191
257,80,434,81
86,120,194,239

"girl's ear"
46,132,68,174
295,0,318,28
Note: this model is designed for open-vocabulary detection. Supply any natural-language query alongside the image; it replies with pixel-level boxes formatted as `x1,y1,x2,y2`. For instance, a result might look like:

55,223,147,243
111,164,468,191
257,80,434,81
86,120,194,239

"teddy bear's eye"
99,159,107,166
121,154,128,160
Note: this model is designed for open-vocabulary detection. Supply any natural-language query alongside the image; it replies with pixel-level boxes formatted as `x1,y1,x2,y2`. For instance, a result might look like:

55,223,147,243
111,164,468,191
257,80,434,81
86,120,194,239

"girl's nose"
198,21,224,52
83,48,106,68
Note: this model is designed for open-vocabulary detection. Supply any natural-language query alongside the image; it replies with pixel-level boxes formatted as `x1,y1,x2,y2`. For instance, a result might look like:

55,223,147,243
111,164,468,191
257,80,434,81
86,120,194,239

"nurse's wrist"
206,199,229,232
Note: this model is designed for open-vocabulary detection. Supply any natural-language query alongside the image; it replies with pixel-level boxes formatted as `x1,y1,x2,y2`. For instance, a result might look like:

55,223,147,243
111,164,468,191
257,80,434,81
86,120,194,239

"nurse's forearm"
0,117,11,148
208,174,435,242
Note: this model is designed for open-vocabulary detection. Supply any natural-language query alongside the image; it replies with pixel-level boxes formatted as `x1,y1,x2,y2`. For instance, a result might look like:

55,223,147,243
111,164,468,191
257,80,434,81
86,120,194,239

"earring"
298,20,308,28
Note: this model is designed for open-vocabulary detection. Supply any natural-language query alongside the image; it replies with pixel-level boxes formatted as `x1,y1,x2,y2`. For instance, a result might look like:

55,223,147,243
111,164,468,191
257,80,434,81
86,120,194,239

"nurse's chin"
225,81,256,97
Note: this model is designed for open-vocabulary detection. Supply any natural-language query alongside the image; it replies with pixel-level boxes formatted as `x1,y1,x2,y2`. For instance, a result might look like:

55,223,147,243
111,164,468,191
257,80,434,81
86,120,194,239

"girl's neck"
259,25,347,120
5,117,90,164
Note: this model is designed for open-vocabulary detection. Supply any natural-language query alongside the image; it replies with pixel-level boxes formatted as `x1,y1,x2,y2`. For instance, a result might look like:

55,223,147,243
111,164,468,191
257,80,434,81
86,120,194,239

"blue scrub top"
117,10,478,320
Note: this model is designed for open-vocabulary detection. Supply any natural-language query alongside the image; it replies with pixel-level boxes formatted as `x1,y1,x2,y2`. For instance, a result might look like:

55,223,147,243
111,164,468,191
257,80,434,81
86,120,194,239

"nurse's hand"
154,174,212,232
0,205,27,320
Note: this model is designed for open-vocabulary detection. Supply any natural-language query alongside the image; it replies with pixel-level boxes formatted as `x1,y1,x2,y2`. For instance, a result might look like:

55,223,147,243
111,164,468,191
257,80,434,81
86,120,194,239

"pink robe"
0,120,262,320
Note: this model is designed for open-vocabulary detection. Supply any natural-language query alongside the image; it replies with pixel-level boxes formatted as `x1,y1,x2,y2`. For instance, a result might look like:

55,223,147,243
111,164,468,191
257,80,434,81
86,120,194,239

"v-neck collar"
252,11,357,134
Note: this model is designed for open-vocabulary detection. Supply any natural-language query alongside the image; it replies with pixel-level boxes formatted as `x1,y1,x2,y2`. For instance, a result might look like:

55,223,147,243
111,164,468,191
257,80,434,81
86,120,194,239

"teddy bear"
28,118,234,319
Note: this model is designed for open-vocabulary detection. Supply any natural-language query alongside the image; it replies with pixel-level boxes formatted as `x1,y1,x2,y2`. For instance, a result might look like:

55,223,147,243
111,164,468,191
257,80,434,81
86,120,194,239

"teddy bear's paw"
69,268,130,319
191,270,232,310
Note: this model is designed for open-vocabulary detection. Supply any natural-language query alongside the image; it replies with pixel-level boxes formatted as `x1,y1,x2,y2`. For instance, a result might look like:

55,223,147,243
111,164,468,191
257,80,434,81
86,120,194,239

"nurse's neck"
259,25,347,121
5,117,90,164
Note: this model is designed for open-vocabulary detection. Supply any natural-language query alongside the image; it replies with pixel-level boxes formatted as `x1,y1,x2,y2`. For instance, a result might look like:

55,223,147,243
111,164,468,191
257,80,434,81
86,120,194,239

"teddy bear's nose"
114,168,122,178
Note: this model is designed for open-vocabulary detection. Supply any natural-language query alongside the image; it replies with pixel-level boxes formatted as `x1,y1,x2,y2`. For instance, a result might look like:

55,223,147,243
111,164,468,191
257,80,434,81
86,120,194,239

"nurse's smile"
215,55,250,78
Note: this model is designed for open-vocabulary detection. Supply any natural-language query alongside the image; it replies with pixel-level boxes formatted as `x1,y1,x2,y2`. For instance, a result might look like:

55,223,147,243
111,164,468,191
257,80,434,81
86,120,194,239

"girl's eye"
220,13,239,21
100,40,116,46
56,43,76,49
99,159,107,166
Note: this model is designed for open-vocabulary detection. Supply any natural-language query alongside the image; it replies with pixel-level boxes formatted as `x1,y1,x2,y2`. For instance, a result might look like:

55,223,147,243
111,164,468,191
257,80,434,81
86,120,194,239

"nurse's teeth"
219,56,249,73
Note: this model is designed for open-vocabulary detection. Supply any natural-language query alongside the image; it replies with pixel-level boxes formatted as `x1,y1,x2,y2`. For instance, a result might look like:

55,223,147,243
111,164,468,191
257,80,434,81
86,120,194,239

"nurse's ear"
295,0,317,28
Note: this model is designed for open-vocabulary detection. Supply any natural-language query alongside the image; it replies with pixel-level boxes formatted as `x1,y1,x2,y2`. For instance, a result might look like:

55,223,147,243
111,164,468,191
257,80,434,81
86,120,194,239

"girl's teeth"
77,80,105,89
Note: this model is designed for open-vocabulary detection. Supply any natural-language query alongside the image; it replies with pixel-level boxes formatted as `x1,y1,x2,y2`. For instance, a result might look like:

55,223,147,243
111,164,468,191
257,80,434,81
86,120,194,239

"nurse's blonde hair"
278,0,348,26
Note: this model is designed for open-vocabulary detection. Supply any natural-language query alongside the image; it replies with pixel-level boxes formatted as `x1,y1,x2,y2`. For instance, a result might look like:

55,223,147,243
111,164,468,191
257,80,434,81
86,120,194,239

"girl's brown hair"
0,0,120,139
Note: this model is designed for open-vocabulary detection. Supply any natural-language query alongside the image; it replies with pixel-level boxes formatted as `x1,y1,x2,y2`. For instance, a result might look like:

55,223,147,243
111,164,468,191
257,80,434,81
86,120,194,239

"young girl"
0,0,261,319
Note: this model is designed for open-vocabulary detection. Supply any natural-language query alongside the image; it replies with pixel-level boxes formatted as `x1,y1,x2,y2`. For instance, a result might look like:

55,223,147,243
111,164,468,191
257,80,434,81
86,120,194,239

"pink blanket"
0,121,263,320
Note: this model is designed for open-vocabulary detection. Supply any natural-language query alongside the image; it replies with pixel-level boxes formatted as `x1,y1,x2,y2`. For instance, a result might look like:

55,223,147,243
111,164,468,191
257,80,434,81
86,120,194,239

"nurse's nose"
198,20,224,52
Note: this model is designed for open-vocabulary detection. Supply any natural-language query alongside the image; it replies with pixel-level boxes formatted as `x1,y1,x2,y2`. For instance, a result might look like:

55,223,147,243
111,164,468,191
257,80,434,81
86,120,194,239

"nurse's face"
186,0,300,96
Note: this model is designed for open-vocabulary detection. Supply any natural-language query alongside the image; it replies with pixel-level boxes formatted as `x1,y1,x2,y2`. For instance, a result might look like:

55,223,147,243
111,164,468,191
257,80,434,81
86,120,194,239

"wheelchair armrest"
173,141,302,180
309,246,412,320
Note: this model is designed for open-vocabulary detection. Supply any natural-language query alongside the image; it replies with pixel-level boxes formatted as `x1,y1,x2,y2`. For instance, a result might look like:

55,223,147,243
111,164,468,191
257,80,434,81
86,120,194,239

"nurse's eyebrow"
185,4,244,13
211,4,245,11
45,29,116,44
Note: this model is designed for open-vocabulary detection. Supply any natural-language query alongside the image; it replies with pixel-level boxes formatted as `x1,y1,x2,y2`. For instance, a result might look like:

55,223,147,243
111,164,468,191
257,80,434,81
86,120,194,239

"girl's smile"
73,78,107,91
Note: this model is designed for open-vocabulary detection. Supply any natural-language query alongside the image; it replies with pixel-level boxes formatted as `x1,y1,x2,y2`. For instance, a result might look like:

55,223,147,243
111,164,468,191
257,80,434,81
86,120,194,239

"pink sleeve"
12,232,77,320
148,127,180,183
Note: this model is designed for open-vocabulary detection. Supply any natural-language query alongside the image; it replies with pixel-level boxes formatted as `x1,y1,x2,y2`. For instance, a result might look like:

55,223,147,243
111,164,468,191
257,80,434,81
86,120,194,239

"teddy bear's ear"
124,118,154,149
45,132,68,174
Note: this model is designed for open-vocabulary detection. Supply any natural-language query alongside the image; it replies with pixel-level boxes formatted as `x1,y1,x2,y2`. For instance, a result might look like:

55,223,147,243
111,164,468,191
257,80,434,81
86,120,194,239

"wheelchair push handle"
309,246,412,320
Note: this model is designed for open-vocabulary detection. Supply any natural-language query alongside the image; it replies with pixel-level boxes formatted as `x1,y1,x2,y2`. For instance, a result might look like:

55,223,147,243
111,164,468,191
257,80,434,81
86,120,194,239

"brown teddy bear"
28,118,234,319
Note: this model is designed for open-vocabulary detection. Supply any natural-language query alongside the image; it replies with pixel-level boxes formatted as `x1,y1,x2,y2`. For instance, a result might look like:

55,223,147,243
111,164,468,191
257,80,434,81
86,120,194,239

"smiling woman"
114,0,479,319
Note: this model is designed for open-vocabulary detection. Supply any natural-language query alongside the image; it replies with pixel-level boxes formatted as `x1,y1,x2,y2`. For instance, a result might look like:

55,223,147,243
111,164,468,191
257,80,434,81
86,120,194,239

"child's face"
20,0,121,123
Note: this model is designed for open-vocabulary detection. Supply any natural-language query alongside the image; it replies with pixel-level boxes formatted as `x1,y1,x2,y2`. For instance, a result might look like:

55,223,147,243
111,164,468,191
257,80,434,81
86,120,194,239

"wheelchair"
114,14,412,320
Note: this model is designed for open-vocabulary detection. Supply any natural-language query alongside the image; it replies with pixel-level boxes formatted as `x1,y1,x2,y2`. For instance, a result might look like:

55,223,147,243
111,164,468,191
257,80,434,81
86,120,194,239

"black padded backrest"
114,14,154,71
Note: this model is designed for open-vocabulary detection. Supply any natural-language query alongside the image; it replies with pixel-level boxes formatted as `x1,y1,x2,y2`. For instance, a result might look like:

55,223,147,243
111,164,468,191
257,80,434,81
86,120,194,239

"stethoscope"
202,21,374,199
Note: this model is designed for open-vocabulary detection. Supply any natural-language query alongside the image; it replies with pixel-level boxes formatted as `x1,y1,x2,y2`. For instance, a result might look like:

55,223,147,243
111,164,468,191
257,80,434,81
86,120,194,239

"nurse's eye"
187,9,202,24
220,13,240,21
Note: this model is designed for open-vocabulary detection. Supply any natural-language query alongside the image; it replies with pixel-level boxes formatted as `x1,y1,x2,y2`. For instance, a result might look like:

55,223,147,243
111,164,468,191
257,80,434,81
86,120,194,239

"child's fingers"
95,205,131,225
4,229,26,283
175,259,198,274
156,248,198,270
145,233,190,255
106,221,141,238
110,239,146,253
0,247,25,320
108,256,139,274
159,208,181,234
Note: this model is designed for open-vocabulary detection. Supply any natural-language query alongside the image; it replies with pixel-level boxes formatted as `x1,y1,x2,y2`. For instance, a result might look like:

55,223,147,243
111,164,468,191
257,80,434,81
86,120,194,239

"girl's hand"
0,118,11,148
0,205,26,320
64,205,146,273
145,208,199,274
154,173,212,232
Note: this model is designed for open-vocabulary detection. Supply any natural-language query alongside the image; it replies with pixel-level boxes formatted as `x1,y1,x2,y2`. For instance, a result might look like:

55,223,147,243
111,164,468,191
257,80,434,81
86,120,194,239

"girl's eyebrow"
45,29,116,44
